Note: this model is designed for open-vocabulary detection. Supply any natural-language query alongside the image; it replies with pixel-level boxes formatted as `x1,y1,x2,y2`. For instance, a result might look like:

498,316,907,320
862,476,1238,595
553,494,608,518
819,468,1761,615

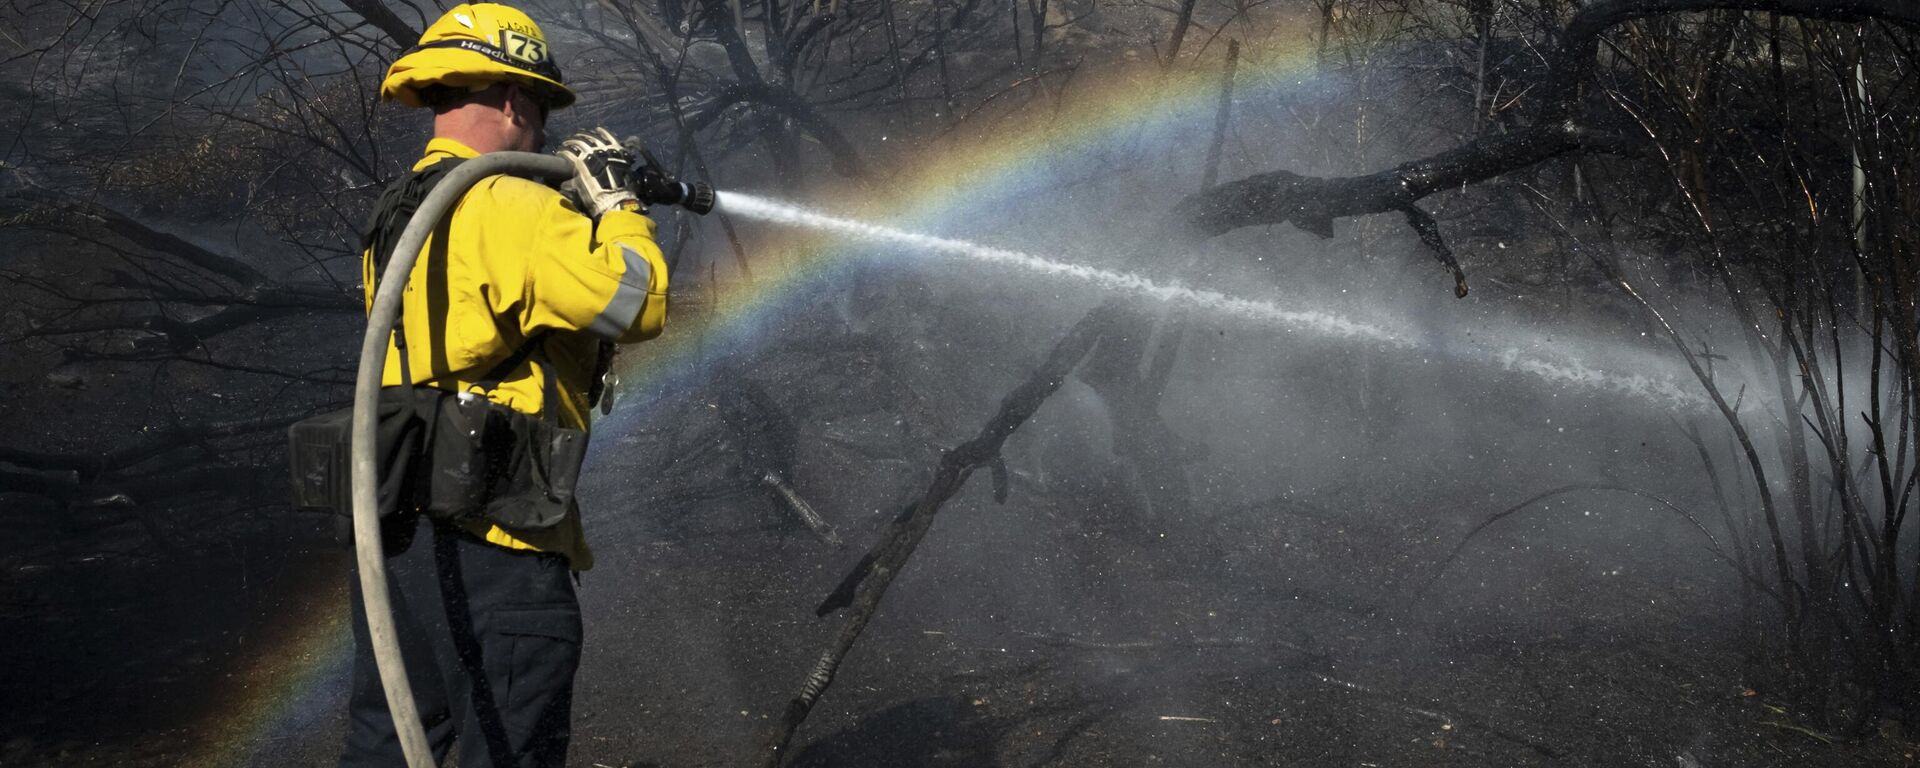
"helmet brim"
381,47,576,110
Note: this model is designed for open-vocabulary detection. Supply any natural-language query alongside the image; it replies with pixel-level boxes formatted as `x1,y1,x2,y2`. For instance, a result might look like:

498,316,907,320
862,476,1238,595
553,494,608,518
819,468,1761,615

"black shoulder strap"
362,157,550,400
474,330,552,392
364,158,467,389
363,157,467,281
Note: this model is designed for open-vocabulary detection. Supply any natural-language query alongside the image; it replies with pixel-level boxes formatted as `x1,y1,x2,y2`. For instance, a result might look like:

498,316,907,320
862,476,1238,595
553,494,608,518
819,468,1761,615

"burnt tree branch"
685,83,872,178
1401,203,1470,298
12,187,266,285
1176,0,1920,289
694,0,870,178
7,188,360,349
0,413,307,478
756,302,1123,767
337,0,420,48
1177,121,1592,240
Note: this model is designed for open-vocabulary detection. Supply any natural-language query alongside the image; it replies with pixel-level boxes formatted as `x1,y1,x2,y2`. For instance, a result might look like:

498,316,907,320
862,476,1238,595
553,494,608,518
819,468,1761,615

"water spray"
720,193,1405,343
716,192,1717,412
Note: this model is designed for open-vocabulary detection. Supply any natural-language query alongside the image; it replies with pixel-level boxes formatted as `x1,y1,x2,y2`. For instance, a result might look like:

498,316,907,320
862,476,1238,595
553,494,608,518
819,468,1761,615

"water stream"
718,192,1715,412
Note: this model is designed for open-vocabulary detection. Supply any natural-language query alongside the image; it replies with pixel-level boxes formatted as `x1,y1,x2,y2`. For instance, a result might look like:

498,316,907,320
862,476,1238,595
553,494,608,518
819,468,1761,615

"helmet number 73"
500,30,546,65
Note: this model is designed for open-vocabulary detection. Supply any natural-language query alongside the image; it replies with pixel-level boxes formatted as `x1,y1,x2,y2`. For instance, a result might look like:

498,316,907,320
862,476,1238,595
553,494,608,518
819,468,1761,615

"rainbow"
191,36,1331,763
186,565,354,766
596,33,1328,430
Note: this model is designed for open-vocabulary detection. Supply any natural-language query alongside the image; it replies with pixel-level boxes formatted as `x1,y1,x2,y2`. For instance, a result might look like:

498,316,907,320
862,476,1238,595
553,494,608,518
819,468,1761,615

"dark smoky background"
3,1,1917,767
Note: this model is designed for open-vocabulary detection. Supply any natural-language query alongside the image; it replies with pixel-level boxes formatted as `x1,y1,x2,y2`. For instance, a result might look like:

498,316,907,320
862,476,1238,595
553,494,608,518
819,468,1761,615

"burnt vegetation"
5,0,1920,765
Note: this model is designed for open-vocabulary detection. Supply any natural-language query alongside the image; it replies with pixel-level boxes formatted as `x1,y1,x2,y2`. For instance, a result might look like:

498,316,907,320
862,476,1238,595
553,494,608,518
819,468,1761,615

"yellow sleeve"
471,175,670,344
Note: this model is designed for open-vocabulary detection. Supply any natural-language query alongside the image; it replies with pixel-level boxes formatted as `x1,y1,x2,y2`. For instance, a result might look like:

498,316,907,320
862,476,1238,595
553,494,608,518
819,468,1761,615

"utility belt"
287,382,586,531
287,157,589,535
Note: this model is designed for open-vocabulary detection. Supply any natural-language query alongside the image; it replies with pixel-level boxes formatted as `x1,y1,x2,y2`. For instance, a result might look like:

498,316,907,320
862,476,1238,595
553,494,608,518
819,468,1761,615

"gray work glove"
557,127,641,218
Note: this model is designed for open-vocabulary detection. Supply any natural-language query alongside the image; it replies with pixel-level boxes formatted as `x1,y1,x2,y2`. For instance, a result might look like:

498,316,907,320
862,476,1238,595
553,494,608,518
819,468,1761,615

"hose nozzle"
642,174,715,215
627,142,715,215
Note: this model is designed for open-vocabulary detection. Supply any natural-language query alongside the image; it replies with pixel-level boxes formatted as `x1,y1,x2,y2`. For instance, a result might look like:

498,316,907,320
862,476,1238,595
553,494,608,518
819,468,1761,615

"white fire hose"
349,152,574,767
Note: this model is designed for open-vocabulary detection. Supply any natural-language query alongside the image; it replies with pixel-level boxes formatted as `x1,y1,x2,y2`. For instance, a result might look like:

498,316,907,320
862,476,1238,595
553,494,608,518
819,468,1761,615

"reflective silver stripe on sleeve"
587,244,652,340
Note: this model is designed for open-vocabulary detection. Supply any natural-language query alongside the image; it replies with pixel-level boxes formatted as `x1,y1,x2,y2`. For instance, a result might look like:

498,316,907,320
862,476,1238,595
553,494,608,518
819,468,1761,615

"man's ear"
499,82,524,123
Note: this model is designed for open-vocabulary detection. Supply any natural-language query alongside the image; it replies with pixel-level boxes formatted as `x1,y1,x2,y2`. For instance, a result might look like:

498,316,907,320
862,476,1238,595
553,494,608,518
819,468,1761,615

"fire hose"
350,151,711,767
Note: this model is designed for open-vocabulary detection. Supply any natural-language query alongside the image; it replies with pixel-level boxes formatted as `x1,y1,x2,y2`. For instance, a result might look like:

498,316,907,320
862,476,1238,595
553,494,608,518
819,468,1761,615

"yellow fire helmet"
380,3,575,109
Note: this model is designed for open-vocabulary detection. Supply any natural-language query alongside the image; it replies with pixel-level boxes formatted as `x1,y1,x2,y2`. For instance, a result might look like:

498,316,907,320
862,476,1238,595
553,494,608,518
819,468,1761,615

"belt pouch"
542,427,587,508
426,392,509,522
477,409,587,530
423,393,587,530
286,388,429,518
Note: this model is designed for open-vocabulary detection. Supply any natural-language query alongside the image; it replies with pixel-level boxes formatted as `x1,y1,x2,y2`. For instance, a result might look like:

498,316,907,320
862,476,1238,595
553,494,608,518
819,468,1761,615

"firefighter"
339,4,668,765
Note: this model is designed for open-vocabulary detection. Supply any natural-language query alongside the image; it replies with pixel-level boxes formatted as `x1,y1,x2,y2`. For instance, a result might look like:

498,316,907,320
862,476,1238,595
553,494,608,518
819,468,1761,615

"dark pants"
340,514,582,767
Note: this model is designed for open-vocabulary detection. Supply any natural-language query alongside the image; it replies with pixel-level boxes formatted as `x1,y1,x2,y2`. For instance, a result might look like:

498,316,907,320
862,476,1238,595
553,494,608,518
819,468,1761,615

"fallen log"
754,302,1124,767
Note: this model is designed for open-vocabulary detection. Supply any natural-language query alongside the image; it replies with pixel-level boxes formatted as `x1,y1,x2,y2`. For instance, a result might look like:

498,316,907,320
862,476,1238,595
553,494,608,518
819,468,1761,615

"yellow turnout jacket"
361,138,669,570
